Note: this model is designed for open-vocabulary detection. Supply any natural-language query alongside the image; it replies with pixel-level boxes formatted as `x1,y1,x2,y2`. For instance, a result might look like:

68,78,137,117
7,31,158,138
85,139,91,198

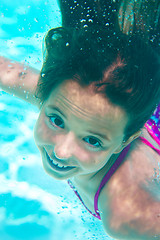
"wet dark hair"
58,0,160,54
35,27,160,141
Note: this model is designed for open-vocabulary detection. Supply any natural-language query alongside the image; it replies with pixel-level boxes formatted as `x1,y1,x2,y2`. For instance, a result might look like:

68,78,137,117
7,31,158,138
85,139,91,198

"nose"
54,151,68,161
54,131,76,160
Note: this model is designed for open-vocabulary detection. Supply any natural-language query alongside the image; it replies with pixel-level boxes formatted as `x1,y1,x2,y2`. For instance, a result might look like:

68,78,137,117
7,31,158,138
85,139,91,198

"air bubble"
8,64,13,68
26,93,29,99
52,32,63,41
66,42,69,46
88,19,93,23
34,18,38,22
42,73,45,77
80,19,86,22
134,65,139,69
150,78,153,85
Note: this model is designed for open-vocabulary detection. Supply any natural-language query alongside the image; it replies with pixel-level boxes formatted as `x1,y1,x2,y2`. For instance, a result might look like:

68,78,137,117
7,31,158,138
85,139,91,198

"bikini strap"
139,136,160,154
145,123,160,146
94,125,160,218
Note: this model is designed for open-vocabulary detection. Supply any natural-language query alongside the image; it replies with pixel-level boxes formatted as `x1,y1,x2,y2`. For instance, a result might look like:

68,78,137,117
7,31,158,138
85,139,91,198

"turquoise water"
0,1,112,239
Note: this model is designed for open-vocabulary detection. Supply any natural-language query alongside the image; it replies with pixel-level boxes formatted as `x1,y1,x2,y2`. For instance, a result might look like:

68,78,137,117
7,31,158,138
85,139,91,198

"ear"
114,130,142,154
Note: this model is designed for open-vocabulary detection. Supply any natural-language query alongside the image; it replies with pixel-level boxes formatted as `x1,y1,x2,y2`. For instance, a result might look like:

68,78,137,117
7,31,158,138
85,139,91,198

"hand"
118,0,160,36
118,0,142,35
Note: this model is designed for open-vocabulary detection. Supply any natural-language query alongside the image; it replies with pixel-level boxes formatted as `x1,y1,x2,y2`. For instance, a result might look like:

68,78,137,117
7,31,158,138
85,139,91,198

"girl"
1,26,160,239
0,1,160,239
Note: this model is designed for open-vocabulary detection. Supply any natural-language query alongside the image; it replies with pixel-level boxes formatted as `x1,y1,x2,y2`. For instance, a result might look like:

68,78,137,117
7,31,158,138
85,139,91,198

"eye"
49,114,64,129
83,136,102,148
48,114,103,149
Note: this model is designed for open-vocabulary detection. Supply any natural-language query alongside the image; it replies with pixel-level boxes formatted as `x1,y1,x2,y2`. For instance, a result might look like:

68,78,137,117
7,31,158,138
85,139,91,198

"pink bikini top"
68,123,160,220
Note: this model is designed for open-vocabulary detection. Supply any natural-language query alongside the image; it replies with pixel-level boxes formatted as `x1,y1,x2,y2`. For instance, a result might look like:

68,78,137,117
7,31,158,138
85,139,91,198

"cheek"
75,148,96,164
76,148,108,168
81,149,114,170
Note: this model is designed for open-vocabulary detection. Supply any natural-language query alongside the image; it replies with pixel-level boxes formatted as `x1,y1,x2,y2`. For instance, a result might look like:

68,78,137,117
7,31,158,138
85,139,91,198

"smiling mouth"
46,152,75,172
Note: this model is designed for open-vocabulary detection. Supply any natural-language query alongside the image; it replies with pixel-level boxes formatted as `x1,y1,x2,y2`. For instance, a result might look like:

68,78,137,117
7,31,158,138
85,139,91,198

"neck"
71,152,121,187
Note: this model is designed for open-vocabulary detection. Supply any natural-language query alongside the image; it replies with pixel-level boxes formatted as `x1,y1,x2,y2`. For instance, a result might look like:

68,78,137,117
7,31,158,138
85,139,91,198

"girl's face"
34,80,128,180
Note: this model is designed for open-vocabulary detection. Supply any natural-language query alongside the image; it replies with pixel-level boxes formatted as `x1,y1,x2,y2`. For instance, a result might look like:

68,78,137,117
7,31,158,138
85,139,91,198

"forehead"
54,80,125,115
46,80,128,135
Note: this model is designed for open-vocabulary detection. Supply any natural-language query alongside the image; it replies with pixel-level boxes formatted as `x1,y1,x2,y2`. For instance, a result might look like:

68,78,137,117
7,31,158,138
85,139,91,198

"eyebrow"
87,131,110,141
47,105,110,141
47,105,67,118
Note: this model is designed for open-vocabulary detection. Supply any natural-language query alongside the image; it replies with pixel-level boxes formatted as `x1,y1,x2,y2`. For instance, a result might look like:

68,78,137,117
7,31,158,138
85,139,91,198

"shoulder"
98,130,160,239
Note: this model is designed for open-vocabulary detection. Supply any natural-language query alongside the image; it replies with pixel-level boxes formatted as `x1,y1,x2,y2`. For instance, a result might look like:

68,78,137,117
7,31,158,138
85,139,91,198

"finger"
122,1,134,35
123,10,134,35
118,6,124,32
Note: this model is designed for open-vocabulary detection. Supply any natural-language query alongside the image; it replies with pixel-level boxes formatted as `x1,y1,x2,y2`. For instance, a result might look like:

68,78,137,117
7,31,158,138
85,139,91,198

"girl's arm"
0,56,41,108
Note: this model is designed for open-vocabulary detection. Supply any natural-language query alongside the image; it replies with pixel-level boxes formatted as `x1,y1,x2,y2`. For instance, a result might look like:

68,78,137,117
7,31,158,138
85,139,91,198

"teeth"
50,158,68,169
